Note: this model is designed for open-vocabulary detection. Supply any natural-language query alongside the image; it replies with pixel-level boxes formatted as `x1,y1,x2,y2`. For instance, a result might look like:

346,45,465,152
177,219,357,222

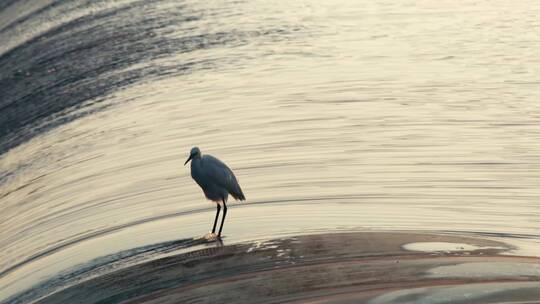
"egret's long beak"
184,155,192,166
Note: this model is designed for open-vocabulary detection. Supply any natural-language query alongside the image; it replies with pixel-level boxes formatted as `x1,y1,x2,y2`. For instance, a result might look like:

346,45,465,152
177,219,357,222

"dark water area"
1,0,540,303
7,232,540,304
0,0,297,154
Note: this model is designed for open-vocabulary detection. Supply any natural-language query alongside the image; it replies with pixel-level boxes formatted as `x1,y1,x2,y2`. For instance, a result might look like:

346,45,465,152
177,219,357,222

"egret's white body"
185,147,245,238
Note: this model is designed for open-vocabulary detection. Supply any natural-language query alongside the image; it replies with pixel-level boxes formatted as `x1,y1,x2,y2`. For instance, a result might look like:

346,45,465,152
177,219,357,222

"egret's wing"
202,155,245,200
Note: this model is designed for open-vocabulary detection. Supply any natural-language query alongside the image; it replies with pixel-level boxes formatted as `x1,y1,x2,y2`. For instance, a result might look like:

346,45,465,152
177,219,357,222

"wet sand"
12,232,538,304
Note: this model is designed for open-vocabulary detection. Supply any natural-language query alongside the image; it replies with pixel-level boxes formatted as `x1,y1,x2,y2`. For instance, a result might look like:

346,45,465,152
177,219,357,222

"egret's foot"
203,232,219,241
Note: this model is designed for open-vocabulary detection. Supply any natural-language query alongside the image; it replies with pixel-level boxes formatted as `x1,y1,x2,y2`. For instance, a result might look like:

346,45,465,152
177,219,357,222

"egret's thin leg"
218,200,227,237
211,204,221,234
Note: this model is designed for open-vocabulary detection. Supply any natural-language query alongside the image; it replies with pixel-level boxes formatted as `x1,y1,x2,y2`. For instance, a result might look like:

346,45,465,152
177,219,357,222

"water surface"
1,0,540,302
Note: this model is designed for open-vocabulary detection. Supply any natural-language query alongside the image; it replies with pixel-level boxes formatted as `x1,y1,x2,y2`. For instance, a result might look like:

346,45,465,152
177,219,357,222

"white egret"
184,147,245,239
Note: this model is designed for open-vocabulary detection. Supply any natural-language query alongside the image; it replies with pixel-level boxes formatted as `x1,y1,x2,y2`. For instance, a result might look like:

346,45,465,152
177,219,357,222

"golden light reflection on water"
1,0,540,301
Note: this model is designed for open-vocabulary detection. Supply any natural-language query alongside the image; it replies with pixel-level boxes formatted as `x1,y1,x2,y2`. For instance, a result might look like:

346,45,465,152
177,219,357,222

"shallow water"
8,232,540,304
1,0,540,302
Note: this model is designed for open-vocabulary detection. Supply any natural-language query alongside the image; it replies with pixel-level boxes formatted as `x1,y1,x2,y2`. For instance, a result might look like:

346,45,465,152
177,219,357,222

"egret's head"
184,147,201,165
